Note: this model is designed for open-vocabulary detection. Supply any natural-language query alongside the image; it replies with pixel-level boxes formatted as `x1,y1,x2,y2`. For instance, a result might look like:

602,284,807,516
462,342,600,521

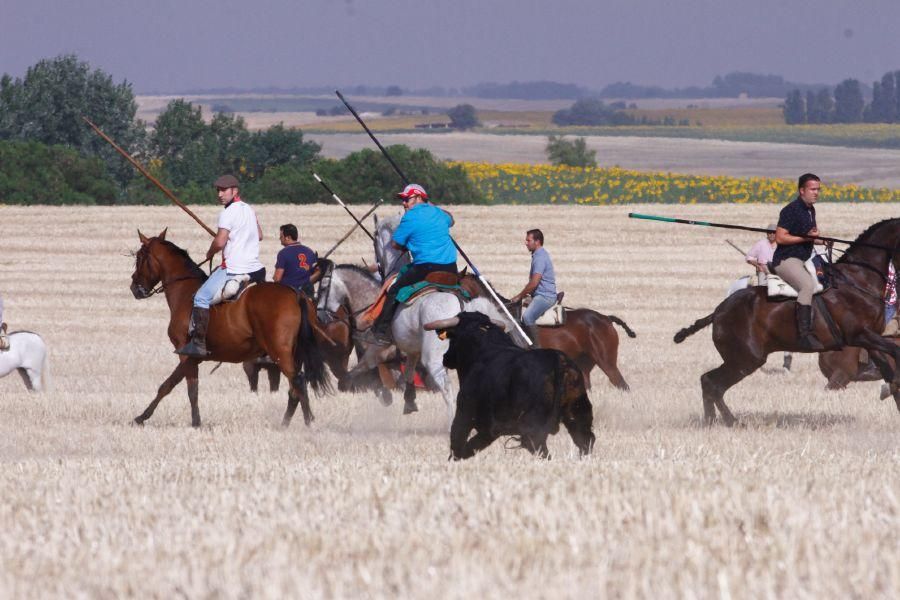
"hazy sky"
4,0,899,93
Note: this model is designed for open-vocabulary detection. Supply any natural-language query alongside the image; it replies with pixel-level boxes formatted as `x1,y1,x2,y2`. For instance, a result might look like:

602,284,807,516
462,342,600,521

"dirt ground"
0,203,898,598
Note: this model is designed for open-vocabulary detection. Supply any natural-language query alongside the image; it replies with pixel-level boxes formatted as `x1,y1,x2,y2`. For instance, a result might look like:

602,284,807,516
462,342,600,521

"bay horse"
0,331,50,392
130,229,330,428
458,274,635,391
674,218,900,426
818,340,900,391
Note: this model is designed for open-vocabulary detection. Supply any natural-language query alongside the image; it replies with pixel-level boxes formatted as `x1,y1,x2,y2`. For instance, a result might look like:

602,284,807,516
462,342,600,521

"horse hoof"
403,401,418,415
880,384,891,401
133,417,145,427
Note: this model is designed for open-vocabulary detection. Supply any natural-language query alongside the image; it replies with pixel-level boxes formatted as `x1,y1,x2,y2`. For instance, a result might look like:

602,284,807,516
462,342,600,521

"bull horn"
424,316,459,331
490,318,508,331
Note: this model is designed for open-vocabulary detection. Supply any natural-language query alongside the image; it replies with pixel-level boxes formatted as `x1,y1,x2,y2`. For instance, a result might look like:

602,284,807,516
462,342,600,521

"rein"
145,273,204,297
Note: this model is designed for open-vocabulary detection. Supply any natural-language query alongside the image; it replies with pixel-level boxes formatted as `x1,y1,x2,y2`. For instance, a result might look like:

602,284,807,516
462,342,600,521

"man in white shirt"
177,174,264,357
745,223,777,285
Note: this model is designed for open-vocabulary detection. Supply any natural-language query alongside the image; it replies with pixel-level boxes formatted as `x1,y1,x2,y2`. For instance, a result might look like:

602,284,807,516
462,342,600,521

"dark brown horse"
674,218,900,425
459,274,635,390
130,229,330,427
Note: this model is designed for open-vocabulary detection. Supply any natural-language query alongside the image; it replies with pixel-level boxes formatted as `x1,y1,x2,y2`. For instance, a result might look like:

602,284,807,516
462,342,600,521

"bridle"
133,245,204,298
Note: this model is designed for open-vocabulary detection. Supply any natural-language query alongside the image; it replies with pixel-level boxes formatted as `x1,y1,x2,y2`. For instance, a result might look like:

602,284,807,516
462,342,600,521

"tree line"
783,70,900,124
0,55,483,205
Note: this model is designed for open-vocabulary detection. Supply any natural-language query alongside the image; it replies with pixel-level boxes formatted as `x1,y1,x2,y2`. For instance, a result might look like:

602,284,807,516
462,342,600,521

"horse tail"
294,297,333,396
607,315,637,338
673,313,715,344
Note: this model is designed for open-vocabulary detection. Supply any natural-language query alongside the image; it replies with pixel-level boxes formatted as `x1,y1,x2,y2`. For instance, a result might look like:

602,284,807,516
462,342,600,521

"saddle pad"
396,281,470,304
768,254,828,298
535,302,566,327
766,273,824,298
212,274,252,305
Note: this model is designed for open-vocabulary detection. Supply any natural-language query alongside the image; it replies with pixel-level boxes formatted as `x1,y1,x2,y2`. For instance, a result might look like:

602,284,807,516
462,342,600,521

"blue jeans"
522,294,556,326
193,268,229,309
886,304,897,323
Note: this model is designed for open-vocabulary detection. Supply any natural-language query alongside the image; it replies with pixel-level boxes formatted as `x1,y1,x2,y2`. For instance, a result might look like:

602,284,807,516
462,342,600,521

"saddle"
767,255,828,299
357,273,471,330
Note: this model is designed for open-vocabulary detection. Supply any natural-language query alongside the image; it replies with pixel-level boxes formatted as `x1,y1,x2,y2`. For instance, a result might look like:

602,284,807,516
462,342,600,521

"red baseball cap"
397,183,428,200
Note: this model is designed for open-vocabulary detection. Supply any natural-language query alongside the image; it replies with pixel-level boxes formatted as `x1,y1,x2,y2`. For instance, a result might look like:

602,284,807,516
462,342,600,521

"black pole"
336,90,410,185
629,212,894,252
313,173,376,242
335,90,532,343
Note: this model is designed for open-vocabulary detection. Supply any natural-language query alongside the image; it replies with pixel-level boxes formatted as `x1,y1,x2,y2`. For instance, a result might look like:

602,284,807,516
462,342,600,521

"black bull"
426,312,595,460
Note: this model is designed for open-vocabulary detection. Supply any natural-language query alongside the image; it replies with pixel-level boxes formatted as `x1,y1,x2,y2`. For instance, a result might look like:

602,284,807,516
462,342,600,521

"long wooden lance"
725,239,747,256
83,116,216,237
322,199,384,259
335,90,532,345
628,212,895,252
313,173,376,242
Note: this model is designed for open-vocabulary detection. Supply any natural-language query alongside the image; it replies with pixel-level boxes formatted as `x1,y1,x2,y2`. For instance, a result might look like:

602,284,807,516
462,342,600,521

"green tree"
0,54,144,187
783,89,806,124
0,140,118,204
834,79,864,123
545,136,597,167
254,145,484,204
552,98,636,126
447,104,480,129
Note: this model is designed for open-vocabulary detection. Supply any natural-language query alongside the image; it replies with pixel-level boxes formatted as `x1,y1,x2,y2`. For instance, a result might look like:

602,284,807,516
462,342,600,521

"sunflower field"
457,162,900,204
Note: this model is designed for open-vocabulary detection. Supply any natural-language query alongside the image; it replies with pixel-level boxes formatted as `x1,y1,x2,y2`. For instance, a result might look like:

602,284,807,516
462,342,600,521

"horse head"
130,228,203,300
836,218,900,280
374,212,410,278
131,228,168,299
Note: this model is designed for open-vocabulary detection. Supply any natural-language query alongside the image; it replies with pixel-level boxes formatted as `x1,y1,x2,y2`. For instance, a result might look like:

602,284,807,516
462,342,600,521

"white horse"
326,214,516,426
0,331,50,392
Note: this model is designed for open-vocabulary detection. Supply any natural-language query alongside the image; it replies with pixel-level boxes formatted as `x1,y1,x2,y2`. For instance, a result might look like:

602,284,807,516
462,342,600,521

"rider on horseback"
363,183,457,345
177,174,266,358
510,229,557,348
0,291,8,351
772,173,827,350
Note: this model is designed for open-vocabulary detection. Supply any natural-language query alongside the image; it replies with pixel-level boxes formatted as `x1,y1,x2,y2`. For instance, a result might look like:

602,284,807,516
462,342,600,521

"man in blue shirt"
274,224,319,296
510,229,557,348
366,183,457,344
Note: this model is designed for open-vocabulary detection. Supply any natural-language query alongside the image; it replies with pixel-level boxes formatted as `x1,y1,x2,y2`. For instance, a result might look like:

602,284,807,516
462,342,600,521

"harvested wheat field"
1,202,899,598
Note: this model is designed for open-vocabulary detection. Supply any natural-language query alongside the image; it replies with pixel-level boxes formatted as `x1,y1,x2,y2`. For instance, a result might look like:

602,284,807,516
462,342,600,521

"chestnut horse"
674,218,900,426
459,274,635,391
130,229,330,427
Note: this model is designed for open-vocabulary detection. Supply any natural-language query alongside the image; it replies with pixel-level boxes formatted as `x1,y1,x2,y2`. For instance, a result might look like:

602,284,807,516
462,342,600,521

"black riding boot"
176,307,211,357
365,297,398,345
796,304,824,351
526,324,541,349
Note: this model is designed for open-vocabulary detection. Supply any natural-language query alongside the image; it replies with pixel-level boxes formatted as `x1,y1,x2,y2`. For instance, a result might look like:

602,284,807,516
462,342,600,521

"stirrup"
175,341,210,357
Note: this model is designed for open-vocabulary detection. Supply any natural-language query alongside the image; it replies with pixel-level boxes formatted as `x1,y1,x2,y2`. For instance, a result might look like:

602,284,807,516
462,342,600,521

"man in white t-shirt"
745,223,777,285
177,174,264,357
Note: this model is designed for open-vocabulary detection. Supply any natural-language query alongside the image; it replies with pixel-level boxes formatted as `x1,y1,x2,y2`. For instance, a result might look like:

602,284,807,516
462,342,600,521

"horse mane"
835,217,900,263
335,263,379,283
376,213,402,234
157,239,208,279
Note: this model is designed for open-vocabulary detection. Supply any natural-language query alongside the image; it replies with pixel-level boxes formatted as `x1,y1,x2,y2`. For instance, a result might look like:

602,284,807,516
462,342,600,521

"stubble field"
1,203,898,598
